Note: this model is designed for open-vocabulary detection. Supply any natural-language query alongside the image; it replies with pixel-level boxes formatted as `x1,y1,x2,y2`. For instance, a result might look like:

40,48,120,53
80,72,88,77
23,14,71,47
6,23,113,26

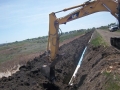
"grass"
0,37,48,64
106,82,120,90
0,30,88,66
90,31,107,47
103,71,120,90
60,30,85,42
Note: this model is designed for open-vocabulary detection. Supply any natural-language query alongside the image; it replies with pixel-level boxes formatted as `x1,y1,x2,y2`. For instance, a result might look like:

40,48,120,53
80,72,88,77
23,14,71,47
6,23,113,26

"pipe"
69,32,93,85
69,47,87,85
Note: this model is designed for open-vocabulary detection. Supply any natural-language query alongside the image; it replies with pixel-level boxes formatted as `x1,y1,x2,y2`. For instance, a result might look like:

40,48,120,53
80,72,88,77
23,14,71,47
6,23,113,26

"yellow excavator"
43,0,120,81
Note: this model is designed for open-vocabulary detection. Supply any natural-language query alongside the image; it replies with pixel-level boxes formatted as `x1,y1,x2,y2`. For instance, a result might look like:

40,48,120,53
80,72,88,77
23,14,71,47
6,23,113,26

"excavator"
42,0,120,81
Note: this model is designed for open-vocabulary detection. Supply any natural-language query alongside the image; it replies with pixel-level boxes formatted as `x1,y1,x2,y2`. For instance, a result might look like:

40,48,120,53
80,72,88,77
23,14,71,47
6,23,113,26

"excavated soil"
0,30,120,90
0,31,93,90
73,45,120,90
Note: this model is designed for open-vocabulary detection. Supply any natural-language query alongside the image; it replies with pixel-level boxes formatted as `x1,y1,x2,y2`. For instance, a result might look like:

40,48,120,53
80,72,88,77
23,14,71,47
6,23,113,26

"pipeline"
69,32,93,85
69,47,87,85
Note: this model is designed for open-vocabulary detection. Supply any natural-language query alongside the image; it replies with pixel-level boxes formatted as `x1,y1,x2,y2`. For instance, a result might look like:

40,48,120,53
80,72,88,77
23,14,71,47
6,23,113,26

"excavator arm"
47,0,118,61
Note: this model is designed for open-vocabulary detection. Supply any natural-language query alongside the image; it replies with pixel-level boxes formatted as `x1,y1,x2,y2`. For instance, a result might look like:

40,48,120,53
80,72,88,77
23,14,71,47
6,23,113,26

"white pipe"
69,47,87,85
69,32,94,85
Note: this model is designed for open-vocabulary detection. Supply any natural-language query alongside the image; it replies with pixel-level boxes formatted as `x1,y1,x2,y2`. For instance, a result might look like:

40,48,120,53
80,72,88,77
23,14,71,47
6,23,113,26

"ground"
0,30,120,90
97,29,120,46
0,31,84,73
0,31,92,90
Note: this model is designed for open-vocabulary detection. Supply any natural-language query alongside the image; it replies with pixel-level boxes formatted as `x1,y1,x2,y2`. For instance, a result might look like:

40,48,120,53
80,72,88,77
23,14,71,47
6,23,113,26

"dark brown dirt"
73,45,120,90
0,31,93,90
0,30,120,90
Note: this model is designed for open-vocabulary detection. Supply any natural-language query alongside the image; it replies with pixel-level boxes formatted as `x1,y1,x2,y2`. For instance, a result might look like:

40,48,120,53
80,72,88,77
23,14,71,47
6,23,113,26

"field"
0,30,86,72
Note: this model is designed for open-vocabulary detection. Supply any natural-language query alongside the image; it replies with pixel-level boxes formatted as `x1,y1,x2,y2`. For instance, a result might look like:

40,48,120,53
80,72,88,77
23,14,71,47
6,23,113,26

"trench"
69,33,93,85
0,31,94,90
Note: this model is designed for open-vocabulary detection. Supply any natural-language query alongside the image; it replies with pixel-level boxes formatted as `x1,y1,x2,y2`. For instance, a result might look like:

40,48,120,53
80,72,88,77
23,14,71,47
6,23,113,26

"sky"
0,0,117,44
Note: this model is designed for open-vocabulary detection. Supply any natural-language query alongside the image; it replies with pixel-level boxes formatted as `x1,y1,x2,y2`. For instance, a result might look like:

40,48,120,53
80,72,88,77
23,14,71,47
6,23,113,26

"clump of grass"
103,71,120,90
103,71,111,77
91,31,107,47
106,82,120,90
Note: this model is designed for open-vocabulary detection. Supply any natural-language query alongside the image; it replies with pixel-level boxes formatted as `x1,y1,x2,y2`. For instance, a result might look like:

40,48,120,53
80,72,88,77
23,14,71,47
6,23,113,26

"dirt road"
97,29,120,46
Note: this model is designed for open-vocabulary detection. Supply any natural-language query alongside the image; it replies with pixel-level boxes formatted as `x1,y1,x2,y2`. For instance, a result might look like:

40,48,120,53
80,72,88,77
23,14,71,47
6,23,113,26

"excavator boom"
44,0,120,80
48,0,118,61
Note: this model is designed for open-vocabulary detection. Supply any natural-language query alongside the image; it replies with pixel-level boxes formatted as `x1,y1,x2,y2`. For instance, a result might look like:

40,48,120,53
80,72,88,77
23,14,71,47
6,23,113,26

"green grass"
103,72,120,90
103,71,111,77
90,31,107,47
106,82,120,90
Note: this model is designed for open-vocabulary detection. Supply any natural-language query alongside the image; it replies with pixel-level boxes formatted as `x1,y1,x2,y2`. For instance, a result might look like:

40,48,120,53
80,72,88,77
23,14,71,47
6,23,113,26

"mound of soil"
0,31,93,90
73,45,120,90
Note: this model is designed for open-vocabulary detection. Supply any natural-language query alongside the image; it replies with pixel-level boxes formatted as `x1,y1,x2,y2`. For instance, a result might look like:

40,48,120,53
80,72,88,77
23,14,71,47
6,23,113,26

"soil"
73,45,120,90
60,34,84,46
0,33,83,73
0,31,93,90
0,30,120,90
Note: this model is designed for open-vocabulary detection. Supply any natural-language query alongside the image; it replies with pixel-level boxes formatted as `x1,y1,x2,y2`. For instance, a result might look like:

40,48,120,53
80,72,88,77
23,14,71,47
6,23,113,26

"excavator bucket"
41,64,55,82
111,37,120,49
40,57,59,82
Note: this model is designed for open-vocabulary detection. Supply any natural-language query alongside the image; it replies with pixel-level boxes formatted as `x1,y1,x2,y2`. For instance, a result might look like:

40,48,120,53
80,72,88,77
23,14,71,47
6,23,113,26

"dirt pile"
0,31,93,90
73,45,120,90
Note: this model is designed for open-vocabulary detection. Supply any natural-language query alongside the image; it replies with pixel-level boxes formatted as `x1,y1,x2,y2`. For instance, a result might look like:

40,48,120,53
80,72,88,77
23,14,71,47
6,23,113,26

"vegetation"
98,26,108,29
60,29,86,42
103,71,120,90
0,29,91,65
0,22,116,69
97,23,117,30
90,31,107,47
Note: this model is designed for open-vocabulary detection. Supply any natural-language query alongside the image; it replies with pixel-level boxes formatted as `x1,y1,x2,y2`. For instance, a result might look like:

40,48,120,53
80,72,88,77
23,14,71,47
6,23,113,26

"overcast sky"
0,0,117,44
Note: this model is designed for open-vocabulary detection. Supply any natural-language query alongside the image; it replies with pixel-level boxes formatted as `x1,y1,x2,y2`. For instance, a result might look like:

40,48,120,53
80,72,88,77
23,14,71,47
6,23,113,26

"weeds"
103,71,120,90
91,31,107,47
